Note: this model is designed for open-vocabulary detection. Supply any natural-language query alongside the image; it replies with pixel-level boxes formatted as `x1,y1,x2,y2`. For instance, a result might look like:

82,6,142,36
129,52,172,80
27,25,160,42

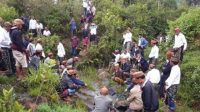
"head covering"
175,27,181,32
4,22,12,27
66,65,73,70
48,52,53,57
37,38,42,43
13,19,24,26
166,50,174,59
67,69,74,76
132,71,145,78
114,63,119,67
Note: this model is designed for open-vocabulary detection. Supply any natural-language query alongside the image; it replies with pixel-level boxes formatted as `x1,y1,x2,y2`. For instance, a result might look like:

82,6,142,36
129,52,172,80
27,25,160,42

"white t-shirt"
35,43,45,57
43,30,51,37
146,68,160,84
120,52,131,60
83,0,88,8
0,28,11,48
149,45,159,59
90,25,97,35
29,19,37,30
123,32,132,45
165,65,181,89
57,42,66,57
36,23,43,30
173,33,187,50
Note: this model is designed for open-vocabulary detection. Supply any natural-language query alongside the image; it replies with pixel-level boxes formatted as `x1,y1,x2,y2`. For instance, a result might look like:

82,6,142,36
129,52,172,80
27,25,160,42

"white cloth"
173,33,187,50
35,43,45,57
114,54,120,64
123,32,132,45
29,19,37,30
165,65,181,89
120,52,131,60
83,0,88,8
57,42,65,57
149,45,159,59
0,28,11,48
36,23,43,29
26,43,35,57
90,25,97,35
0,26,5,46
43,30,51,37
146,69,160,84
91,6,96,15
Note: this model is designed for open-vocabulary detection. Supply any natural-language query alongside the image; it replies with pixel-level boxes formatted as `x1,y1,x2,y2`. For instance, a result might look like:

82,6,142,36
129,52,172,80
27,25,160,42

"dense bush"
0,88,30,112
0,3,18,21
169,8,200,48
25,64,60,102
177,50,200,109
39,35,60,54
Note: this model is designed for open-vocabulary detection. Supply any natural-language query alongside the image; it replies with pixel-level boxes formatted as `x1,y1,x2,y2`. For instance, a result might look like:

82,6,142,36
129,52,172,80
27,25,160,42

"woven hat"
13,19,24,26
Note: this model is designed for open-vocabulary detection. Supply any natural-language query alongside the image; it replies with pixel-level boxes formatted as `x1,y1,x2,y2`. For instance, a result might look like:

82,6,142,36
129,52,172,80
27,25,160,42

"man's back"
93,95,112,112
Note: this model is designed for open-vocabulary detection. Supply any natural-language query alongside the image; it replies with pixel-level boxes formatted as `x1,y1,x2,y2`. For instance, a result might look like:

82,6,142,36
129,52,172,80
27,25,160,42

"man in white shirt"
0,22,15,74
43,27,51,37
165,57,181,112
57,40,65,63
146,64,160,91
36,20,43,37
146,64,160,84
120,49,131,61
90,23,97,43
35,39,45,58
123,28,132,52
29,16,37,37
173,27,187,61
83,0,88,16
112,50,121,64
149,39,159,65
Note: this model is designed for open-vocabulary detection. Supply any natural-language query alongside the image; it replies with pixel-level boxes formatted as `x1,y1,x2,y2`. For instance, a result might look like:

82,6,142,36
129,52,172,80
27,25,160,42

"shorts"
12,50,28,68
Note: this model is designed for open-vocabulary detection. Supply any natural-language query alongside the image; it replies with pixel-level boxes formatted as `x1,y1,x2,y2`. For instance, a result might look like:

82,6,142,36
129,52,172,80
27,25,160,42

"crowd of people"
99,26,187,112
0,0,188,112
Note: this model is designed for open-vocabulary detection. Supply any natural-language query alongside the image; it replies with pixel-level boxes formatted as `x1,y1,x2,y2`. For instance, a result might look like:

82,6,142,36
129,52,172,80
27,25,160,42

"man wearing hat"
173,27,187,61
148,39,159,65
10,19,27,80
165,57,181,112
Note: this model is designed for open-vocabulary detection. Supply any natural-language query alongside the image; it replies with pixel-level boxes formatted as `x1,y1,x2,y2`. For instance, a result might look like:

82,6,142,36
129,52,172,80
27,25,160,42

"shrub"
39,35,60,54
168,8,200,48
0,88,30,112
37,103,86,112
25,64,60,102
177,50,200,109
0,3,18,21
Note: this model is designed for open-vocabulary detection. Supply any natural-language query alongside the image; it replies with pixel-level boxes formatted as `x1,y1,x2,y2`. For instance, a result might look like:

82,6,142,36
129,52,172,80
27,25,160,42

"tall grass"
79,67,98,90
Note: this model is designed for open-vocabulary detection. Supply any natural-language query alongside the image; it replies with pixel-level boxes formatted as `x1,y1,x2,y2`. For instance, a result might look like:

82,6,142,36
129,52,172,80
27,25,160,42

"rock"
25,102,37,111
97,69,110,80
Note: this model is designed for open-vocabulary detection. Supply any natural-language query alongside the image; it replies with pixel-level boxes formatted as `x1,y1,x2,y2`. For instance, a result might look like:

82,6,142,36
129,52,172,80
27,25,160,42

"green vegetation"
0,0,200,111
37,102,86,112
0,3,18,21
25,64,60,103
0,88,30,112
